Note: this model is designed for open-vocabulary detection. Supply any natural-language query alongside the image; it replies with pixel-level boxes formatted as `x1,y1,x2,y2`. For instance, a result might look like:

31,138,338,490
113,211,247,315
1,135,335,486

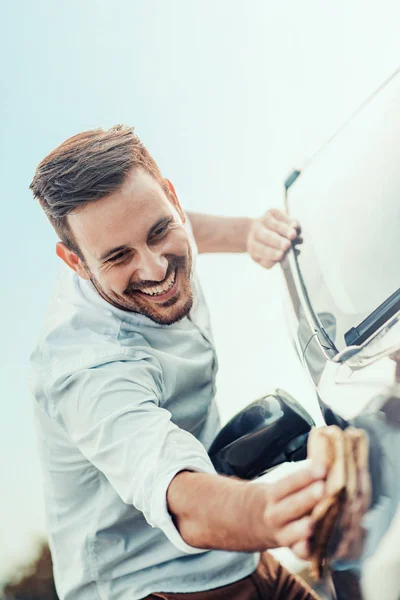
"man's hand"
247,208,300,269
261,465,326,558
167,464,326,554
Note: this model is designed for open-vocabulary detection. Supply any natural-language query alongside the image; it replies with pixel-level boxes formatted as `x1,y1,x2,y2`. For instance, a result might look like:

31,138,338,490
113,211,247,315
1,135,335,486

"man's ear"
56,242,90,280
166,179,186,223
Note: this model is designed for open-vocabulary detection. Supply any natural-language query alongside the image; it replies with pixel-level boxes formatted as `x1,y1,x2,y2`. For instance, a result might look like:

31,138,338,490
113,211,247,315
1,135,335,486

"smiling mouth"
136,269,177,298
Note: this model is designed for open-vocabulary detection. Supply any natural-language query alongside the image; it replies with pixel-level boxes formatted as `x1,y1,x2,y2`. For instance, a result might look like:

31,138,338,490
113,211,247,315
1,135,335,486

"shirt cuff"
150,456,217,554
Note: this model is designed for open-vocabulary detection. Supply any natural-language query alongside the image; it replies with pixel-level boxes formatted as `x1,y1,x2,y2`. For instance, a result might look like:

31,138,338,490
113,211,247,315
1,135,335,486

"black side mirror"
209,389,315,480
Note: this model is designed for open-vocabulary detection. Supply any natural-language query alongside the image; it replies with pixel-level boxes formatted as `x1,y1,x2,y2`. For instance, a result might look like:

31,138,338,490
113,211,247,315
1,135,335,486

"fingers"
274,480,325,527
276,516,314,549
263,466,327,553
291,539,311,560
247,209,302,270
272,465,326,502
261,210,299,240
249,231,301,269
255,227,292,252
268,208,301,230
250,240,286,269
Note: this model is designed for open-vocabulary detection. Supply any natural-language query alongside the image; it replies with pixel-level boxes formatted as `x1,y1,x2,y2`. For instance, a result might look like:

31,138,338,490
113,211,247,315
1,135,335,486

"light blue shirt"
30,226,258,600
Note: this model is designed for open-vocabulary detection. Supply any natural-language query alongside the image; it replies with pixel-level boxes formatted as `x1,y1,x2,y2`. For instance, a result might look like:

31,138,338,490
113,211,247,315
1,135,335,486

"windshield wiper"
345,287,400,346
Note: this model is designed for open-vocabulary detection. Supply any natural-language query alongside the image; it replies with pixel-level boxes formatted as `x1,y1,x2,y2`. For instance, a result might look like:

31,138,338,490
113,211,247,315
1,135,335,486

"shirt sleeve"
50,354,217,554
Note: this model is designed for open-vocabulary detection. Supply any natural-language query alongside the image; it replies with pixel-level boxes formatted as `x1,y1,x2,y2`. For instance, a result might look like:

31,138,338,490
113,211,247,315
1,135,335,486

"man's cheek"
165,229,190,253
104,273,130,297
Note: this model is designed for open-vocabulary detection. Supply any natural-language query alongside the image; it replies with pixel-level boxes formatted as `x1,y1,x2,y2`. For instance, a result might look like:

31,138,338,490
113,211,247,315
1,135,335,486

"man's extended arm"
167,466,325,558
186,212,254,253
186,209,300,269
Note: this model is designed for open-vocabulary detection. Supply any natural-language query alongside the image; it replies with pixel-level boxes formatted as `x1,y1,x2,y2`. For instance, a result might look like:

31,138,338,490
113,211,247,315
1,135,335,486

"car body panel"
281,68,400,595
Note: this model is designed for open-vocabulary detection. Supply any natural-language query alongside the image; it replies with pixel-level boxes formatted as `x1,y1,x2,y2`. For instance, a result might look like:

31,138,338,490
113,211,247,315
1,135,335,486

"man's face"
66,169,193,325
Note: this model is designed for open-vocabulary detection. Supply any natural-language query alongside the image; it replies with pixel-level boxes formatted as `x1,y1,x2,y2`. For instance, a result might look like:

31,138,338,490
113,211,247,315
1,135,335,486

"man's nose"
136,247,168,283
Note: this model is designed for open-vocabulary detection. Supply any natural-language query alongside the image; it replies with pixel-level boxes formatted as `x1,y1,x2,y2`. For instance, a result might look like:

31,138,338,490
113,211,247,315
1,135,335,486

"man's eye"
108,252,129,263
152,224,169,238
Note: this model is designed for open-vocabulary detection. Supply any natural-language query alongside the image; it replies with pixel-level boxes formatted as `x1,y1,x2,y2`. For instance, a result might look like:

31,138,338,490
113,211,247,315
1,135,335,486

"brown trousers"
145,552,320,599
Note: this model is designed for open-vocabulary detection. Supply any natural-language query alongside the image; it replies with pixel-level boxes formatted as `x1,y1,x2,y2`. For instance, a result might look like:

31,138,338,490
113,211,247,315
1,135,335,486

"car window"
287,70,400,352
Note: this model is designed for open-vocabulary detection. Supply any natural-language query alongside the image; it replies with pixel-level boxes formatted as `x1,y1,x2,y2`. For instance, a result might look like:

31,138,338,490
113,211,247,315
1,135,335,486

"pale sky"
1,0,400,575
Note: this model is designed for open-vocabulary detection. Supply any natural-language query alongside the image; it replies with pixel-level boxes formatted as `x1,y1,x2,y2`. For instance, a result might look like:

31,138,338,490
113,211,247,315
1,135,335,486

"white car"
281,67,400,600
210,68,400,600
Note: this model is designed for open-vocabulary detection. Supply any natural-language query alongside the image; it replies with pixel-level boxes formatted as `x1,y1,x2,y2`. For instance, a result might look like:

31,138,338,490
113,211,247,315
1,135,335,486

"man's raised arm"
186,209,300,269
186,212,254,253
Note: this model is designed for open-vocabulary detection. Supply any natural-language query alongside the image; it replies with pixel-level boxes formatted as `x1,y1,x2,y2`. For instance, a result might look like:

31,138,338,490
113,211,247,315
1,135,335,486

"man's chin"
111,291,194,325
140,296,193,325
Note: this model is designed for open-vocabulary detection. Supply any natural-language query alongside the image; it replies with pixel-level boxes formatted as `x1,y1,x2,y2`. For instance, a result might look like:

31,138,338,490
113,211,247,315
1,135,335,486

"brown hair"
30,125,169,258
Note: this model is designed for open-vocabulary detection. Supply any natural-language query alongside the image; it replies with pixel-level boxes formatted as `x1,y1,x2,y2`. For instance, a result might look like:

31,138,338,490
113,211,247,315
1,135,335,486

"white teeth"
140,270,176,296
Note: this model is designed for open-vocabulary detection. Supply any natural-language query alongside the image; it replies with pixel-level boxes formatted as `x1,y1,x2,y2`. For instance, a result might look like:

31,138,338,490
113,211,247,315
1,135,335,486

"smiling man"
30,125,323,600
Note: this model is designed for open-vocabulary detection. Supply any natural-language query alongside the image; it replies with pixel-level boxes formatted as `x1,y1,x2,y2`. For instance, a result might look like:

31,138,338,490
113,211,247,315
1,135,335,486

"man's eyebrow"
99,245,130,262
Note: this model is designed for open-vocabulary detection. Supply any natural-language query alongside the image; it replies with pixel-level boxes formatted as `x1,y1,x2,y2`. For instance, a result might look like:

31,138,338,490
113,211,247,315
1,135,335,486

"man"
29,125,336,599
